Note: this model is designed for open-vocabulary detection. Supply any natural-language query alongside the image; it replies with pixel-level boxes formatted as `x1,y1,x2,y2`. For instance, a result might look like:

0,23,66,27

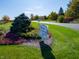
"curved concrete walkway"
32,21,79,30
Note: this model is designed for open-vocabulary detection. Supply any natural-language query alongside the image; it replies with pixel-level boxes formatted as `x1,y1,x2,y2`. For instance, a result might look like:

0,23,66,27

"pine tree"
58,7,64,15
10,13,31,35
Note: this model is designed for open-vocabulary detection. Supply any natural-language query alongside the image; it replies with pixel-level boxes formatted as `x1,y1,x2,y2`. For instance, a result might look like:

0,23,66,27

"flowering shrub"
14,39,24,44
0,39,13,45
0,38,25,45
5,32,19,41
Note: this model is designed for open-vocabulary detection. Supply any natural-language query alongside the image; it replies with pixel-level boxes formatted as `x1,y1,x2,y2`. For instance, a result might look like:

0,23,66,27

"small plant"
20,30,41,40
0,31,4,40
0,31,4,36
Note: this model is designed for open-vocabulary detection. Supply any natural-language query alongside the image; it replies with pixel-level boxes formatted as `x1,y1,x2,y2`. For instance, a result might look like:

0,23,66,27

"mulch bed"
21,34,52,48
0,33,52,48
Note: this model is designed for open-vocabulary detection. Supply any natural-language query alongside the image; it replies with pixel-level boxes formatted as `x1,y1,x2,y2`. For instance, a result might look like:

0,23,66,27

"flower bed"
0,39,13,45
0,38,24,45
5,32,19,40
21,32,52,47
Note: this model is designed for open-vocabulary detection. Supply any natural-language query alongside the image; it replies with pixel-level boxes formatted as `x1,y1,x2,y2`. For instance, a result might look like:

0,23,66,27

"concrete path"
32,21,79,30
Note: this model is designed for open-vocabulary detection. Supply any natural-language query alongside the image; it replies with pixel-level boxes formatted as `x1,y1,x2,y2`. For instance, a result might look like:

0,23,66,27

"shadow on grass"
40,41,55,59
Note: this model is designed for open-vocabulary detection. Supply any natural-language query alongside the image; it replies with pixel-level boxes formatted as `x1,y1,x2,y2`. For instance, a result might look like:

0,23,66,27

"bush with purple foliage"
5,32,19,41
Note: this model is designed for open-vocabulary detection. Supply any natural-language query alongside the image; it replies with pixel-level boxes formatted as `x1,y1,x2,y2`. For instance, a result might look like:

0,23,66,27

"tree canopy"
65,0,79,19
48,12,58,20
2,15,10,23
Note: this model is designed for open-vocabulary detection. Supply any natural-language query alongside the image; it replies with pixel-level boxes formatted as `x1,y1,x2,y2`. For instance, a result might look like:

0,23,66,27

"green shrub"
0,31,4,40
0,31,4,36
20,30,41,40
0,27,5,33
10,13,31,35
57,15,64,23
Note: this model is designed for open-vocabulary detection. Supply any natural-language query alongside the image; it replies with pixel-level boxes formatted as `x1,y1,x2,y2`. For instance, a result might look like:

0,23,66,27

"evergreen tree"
58,7,64,15
10,13,31,35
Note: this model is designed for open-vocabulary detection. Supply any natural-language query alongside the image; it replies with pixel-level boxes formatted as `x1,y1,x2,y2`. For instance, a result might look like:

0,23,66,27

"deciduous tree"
48,12,58,20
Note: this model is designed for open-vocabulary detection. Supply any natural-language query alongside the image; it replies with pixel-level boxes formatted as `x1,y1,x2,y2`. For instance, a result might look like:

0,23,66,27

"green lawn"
0,22,79,59
0,22,12,32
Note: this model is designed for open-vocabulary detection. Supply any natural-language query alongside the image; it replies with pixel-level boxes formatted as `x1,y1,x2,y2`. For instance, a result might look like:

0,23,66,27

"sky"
0,0,70,19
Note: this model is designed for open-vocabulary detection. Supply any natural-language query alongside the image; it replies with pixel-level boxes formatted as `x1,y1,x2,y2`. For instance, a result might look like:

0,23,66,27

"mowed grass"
0,22,12,32
0,22,79,59
0,45,43,59
48,24,79,59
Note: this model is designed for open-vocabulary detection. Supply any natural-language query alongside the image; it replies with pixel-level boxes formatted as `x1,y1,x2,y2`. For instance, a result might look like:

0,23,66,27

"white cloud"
24,6,47,17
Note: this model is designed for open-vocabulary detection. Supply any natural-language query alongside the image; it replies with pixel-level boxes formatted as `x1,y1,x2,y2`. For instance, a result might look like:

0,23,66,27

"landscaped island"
0,13,52,47
0,12,79,59
0,20,79,59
